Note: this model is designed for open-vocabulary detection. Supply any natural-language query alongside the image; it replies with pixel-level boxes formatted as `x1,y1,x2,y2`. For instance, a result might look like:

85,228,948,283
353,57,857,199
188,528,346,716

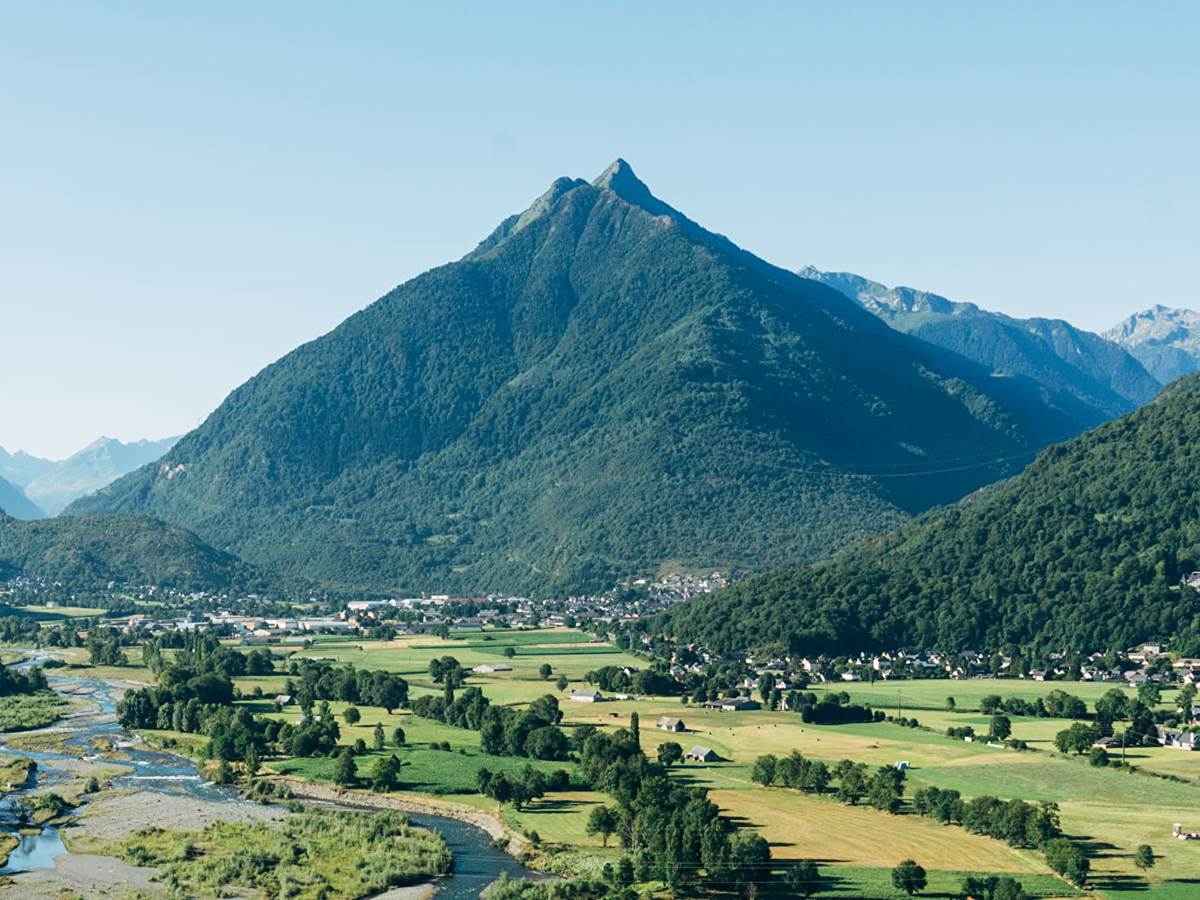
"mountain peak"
590,158,675,218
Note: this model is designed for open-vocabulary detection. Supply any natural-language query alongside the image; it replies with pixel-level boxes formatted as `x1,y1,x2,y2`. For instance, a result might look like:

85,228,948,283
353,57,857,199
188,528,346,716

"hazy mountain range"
0,436,178,517
799,267,1163,420
70,160,1101,594
1104,304,1200,384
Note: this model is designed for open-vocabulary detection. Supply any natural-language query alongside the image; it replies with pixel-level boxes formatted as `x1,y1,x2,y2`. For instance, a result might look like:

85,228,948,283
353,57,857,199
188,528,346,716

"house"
273,694,293,707
1157,726,1200,751
705,697,761,712
684,745,721,762
570,689,603,703
1092,736,1121,750
657,717,686,732
472,663,513,674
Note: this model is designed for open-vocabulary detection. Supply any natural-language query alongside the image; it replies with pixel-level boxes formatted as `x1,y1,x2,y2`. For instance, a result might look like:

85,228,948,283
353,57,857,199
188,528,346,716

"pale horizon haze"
2,2,1197,458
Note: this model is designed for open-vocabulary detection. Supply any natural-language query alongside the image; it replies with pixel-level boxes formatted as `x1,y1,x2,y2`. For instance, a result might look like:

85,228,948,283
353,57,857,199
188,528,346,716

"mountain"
0,476,43,521
800,268,1162,419
1104,305,1200,385
0,511,258,591
6,436,179,516
0,447,56,488
71,160,1100,595
656,374,1200,657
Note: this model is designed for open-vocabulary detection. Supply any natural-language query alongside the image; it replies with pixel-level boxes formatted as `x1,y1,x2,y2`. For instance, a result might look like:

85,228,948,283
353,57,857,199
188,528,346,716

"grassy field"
14,604,113,620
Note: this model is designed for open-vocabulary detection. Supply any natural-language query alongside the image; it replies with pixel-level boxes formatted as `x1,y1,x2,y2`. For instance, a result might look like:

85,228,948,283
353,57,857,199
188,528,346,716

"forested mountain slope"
72,161,1098,594
0,512,259,592
801,268,1161,419
657,375,1200,656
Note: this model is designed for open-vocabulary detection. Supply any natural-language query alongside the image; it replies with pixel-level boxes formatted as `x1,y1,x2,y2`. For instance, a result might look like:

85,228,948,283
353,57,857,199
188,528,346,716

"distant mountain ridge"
71,160,1100,595
1104,305,1200,385
0,436,178,516
0,475,42,521
800,267,1162,420
657,373,1200,656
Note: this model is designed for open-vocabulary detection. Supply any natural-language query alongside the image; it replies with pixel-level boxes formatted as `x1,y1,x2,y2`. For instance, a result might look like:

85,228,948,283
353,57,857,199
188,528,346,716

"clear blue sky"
2,2,1196,458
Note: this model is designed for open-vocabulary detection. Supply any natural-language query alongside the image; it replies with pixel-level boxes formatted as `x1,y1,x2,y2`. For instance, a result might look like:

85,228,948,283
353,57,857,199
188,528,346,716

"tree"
786,859,821,897
836,764,868,805
1054,722,1098,755
945,696,956,711
333,748,358,786
373,722,385,750
658,741,683,767
392,725,406,747
1088,747,1109,767
586,805,618,846
751,754,778,785
556,674,569,691
989,714,1011,741
1138,683,1162,708
729,832,770,897
342,706,361,725
214,758,232,785
630,712,640,750
369,753,402,791
243,744,259,779
1134,844,1156,871
539,663,553,680
891,859,927,896
503,646,517,659
1043,838,1089,886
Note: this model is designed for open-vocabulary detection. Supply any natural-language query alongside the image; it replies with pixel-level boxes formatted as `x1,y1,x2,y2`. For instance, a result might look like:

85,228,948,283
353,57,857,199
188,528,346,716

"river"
0,669,540,898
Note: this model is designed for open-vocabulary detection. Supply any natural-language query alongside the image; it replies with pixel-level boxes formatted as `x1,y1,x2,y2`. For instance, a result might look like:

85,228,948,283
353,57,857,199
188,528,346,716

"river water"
0,670,539,898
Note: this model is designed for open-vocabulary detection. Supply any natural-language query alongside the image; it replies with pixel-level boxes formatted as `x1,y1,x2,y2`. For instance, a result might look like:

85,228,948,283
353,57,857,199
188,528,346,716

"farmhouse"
1157,726,1200,750
705,697,761,712
657,716,686,732
472,663,513,673
684,745,721,762
570,689,604,703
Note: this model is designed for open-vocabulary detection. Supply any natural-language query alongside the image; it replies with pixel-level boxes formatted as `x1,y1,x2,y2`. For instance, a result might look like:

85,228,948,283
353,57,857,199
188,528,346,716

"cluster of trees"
411,687,571,762
0,615,48,645
576,726,771,896
0,660,47,696
428,656,465,687
585,665,678,696
477,766,571,810
285,658,408,713
87,630,127,666
798,694,879,725
911,788,1062,849
979,691,1088,720
910,787,1089,886
751,754,906,812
